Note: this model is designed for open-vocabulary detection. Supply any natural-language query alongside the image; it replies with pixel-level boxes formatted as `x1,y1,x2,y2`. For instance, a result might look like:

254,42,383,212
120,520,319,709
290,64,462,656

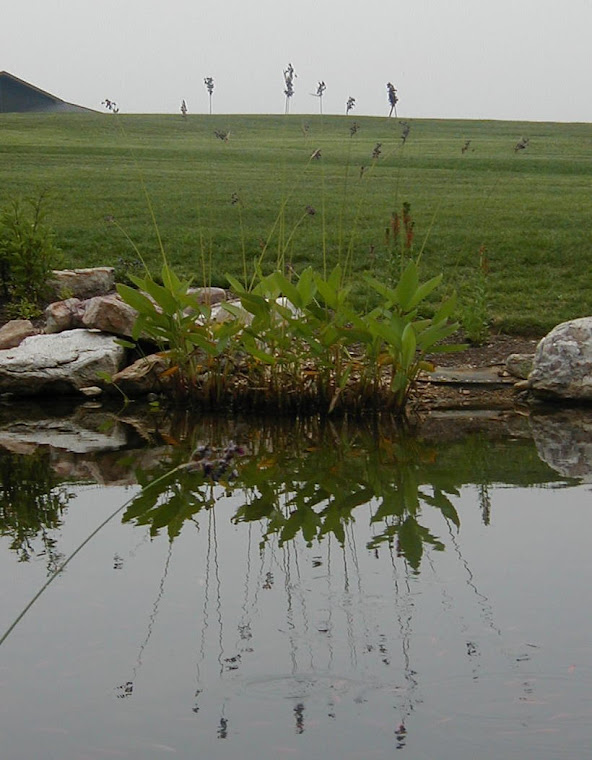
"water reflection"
0,411,575,577
0,409,589,758
116,416,569,569
93,417,572,746
0,448,71,572
530,409,592,479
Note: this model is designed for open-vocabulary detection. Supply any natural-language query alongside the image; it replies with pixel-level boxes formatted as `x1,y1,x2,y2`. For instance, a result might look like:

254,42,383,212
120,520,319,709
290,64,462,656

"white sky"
3,0,592,122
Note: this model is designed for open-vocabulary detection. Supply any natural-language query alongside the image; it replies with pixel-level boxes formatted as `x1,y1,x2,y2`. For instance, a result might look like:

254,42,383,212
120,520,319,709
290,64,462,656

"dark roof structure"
0,71,95,113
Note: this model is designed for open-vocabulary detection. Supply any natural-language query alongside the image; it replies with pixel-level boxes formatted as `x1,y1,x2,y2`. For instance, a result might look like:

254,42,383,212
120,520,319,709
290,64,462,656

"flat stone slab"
421,366,515,385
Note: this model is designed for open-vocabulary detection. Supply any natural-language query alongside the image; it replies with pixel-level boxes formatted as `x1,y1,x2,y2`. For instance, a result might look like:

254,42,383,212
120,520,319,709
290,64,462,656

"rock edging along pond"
1,266,591,409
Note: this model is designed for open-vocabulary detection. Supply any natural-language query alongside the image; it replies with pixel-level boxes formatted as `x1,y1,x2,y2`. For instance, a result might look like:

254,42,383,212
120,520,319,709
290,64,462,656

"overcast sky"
3,0,592,122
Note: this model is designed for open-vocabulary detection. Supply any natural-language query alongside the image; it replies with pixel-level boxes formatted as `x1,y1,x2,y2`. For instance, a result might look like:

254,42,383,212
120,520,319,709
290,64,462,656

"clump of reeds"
117,260,461,417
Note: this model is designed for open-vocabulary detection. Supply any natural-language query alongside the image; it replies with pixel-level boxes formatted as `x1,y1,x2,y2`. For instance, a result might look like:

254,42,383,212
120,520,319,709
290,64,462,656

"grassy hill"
1,112,591,333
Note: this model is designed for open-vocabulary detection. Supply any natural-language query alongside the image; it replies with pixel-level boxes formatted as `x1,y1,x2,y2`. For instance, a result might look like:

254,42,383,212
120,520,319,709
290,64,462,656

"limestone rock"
79,386,103,397
48,267,115,300
0,320,37,349
528,318,592,399
188,287,227,305
111,354,171,396
505,353,534,380
44,298,85,333
0,329,126,396
82,293,138,337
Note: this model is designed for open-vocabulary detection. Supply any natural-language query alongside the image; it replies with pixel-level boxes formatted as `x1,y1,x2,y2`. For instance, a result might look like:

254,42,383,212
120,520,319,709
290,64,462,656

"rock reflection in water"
530,410,592,480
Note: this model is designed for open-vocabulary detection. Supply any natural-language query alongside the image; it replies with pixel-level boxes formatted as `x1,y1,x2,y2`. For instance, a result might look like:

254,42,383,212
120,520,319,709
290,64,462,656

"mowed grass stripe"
1,112,591,333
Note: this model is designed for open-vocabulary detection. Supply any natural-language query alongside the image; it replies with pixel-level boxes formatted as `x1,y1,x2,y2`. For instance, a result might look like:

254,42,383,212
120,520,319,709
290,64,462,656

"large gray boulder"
0,329,126,395
528,318,592,399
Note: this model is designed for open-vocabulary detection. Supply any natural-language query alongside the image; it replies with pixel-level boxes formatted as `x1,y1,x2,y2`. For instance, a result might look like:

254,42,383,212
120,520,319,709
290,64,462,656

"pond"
0,405,591,759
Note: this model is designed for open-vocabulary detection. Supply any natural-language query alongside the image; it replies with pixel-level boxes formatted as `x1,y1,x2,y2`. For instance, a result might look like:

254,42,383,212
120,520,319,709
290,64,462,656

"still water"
0,408,590,759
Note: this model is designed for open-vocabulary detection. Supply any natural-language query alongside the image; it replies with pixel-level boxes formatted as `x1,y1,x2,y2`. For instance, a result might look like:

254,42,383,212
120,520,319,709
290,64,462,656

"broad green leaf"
393,261,419,311
116,283,156,315
221,301,248,321
225,273,247,295
185,332,215,354
139,278,180,314
406,273,443,309
364,275,398,305
241,338,276,364
328,263,342,291
432,293,458,324
240,293,271,321
315,277,338,309
401,323,417,369
269,272,302,310
416,322,459,351
297,267,316,305
114,338,137,350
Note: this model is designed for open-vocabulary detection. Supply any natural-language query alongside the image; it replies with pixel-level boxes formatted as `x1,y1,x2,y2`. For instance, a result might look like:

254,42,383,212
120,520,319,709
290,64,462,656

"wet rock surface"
0,329,125,395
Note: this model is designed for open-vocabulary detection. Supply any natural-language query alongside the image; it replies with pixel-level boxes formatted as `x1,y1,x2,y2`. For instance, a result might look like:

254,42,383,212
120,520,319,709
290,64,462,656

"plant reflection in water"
122,422,460,569
114,419,480,741
0,449,72,574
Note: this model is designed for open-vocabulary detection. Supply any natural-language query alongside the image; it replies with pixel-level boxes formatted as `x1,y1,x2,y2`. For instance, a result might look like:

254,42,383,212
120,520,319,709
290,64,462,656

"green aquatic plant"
117,256,459,414
116,263,242,399
362,260,461,407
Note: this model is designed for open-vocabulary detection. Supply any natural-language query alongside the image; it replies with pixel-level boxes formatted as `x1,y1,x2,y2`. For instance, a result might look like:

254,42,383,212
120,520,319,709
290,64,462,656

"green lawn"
1,112,591,333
